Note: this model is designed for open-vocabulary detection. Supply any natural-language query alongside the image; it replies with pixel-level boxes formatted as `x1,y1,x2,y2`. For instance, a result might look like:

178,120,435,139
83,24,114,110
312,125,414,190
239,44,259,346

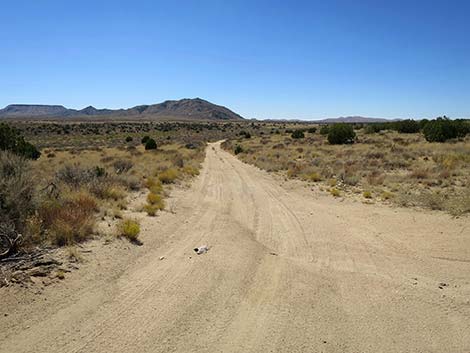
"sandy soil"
1,141,469,353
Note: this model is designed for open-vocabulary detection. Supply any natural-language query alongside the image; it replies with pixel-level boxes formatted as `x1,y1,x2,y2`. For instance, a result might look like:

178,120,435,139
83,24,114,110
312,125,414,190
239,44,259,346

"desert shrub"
158,168,179,184
410,168,429,180
0,151,36,235
239,130,251,139
182,165,200,176
366,123,393,134
94,166,106,177
422,117,468,142
366,171,385,185
116,174,141,191
363,190,372,199
291,130,305,139
185,143,198,149
327,124,356,144
330,188,341,197
454,119,470,138
125,136,133,142
234,145,243,155
56,164,106,188
143,204,158,216
145,138,157,150
113,159,133,174
319,125,330,135
146,192,165,210
147,192,163,205
146,177,163,194
394,119,420,133
301,172,321,182
118,219,140,242
39,192,97,246
287,164,304,178
380,191,394,200
307,127,317,133
416,118,428,129
0,123,41,159
101,185,127,201
141,135,150,144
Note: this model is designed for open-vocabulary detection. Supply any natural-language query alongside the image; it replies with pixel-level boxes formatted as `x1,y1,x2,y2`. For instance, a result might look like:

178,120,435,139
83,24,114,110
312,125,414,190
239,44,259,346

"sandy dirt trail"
1,141,470,353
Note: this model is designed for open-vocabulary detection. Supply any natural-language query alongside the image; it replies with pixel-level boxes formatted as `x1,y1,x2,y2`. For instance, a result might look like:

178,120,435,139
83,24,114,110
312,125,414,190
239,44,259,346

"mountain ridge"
0,98,244,121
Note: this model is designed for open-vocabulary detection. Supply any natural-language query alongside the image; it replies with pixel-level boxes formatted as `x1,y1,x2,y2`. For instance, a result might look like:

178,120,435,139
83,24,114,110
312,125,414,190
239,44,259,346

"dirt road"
1,142,470,353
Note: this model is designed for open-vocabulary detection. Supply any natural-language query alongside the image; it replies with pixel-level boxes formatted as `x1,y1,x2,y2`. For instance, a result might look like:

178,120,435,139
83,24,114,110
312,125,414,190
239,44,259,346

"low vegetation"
118,218,141,242
0,123,40,159
0,120,213,258
223,118,470,215
327,123,356,144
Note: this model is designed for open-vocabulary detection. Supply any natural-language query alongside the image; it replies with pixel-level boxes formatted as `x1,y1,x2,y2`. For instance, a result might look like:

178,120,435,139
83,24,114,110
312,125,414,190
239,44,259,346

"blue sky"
1,0,469,119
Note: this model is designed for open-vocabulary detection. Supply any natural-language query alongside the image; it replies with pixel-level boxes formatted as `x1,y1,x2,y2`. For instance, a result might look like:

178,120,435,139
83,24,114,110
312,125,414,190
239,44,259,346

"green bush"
125,136,133,142
239,130,251,139
394,119,420,133
422,117,468,142
291,130,305,139
454,119,470,138
0,123,40,159
234,145,243,155
319,125,329,135
419,119,430,130
327,124,356,144
144,138,157,150
141,135,150,144
307,127,317,133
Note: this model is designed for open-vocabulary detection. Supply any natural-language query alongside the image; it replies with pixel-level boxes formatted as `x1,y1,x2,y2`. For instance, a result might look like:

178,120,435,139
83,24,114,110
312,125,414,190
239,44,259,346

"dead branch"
0,233,22,260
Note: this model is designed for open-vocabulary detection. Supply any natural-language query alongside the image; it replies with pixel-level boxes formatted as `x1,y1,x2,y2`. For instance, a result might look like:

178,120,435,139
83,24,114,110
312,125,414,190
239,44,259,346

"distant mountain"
0,98,244,121
316,116,395,123
261,116,399,123
0,104,71,117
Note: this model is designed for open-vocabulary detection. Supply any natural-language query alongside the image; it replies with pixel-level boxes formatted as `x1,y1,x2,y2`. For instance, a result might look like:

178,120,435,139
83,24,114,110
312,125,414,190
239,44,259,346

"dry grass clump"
301,171,322,182
330,188,341,197
38,191,97,246
145,193,165,216
158,168,180,184
118,218,141,242
67,246,84,262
